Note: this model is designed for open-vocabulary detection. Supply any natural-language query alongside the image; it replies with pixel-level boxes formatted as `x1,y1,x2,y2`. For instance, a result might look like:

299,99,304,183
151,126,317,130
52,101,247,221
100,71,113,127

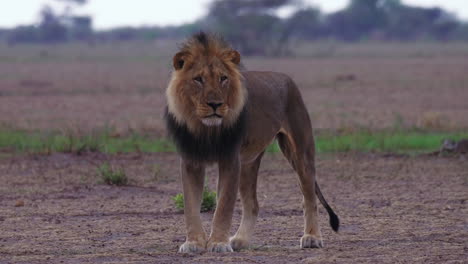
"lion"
165,32,339,253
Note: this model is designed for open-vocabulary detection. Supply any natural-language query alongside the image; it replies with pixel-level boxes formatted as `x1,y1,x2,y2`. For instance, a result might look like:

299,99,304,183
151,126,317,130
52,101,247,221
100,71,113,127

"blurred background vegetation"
1,0,467,56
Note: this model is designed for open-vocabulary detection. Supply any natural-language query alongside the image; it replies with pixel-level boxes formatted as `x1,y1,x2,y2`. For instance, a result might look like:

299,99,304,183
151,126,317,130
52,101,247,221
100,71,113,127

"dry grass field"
0,42,467,263
1,42,468,134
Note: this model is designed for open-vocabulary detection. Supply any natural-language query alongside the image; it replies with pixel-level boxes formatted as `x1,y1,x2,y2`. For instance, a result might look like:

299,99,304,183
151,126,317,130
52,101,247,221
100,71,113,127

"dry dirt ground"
0,152,467,263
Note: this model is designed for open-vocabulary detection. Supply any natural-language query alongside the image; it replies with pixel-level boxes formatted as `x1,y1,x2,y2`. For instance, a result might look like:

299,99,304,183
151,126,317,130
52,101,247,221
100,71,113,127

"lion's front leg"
230,152,263,251
179,159,207,253
207,155,240,253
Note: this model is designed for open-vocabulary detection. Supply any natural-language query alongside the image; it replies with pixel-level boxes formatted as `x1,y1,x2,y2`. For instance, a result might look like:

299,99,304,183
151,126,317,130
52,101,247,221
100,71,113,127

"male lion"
165,32,339,253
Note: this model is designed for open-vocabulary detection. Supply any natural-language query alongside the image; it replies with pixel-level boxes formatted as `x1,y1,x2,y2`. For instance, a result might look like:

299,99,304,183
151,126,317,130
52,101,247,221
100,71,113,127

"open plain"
0,42,467,263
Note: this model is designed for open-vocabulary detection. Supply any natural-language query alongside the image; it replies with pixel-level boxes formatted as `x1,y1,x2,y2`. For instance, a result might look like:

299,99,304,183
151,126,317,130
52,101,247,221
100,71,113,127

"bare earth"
0,152,466,264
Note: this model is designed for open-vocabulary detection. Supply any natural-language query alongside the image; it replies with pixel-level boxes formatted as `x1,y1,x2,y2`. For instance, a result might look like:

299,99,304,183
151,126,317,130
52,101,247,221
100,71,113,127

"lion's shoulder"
242,71,294,106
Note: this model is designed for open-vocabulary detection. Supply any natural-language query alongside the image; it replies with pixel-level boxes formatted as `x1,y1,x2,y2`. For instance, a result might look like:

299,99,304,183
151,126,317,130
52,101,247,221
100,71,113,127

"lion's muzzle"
207,102,223,111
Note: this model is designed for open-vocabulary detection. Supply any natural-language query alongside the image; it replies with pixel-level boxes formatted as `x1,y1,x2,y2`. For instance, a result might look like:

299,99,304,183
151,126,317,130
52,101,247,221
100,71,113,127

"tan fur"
166,33,330,253
166,35,246,134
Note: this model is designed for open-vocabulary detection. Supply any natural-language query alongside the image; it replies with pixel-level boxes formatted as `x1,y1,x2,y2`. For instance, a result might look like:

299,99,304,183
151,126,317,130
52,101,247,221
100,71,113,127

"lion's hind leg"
230,152,264,251
277,129,323,249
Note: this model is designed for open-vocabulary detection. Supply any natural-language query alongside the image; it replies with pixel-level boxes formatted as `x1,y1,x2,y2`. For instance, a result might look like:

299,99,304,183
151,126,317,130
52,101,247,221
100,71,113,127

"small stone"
15,200,25,207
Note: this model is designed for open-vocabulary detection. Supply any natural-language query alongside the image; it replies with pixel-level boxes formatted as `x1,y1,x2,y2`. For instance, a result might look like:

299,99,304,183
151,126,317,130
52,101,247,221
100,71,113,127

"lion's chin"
201,117,223,127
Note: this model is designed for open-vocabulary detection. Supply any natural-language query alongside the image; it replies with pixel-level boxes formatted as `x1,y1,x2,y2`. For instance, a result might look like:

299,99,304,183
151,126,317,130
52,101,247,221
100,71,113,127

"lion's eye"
193,76,203,84
220,76,228,82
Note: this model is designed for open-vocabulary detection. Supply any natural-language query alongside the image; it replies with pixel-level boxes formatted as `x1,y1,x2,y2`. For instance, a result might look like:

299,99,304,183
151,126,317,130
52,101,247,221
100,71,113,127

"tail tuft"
329,210,340,232
315,182,340,232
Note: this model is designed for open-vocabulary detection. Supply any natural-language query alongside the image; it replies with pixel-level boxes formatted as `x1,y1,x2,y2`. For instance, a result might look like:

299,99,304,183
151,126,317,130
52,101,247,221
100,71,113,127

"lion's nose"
207,102,223,111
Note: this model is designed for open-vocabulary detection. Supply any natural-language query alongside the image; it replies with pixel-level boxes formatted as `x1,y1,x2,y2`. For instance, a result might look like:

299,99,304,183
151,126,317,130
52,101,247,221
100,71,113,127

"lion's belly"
240,136,275,164
239,112,282,164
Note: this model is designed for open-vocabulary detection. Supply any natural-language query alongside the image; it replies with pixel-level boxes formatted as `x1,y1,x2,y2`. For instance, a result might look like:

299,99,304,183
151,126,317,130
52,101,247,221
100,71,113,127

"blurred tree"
7,26,40,44
0,28,6,41
56,0,87,4
205,0,300,55
55,0,93,41
324,0,461,41
382,1,459,40
38,5,68,43
272,7,323,55
284,7,322,40
326,0,387,41
3,0,467,46
447,23,468,41
69,16,93,41
54,0,87,16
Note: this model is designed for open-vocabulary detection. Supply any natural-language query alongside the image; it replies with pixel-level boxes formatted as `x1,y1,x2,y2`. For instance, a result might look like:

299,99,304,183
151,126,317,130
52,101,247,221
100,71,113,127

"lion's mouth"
205,114,222,118
201,114,223,126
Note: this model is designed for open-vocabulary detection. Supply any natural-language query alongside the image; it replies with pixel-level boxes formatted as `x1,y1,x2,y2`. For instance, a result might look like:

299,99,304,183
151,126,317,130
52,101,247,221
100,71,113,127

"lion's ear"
173,51,189,70
223,50,241,65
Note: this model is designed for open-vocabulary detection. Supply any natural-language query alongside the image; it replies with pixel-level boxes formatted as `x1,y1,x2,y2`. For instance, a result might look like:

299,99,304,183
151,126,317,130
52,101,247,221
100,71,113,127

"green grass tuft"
97,163,128,186
172,187,217,212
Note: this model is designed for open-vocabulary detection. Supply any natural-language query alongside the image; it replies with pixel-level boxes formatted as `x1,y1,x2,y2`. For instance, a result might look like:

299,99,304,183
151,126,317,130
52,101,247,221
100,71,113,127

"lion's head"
166,32,247,133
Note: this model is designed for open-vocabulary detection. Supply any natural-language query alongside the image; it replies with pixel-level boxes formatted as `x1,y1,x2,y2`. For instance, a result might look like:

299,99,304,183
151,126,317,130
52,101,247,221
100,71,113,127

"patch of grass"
97,163,128,186
315,130,468,154
266,130,468,154
172,187,217,212
0,130,174,154
0,129,467,155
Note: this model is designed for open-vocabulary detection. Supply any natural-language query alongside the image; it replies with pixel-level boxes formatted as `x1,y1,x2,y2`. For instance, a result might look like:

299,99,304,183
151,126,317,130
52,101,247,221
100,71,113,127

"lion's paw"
300,234,323,249
178,240,206,253
229,236,249,251
207,241,234,253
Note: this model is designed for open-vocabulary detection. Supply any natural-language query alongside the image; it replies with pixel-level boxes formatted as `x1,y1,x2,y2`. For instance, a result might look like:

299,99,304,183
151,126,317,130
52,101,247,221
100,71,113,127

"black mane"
194,31,208,47
165,108,247,162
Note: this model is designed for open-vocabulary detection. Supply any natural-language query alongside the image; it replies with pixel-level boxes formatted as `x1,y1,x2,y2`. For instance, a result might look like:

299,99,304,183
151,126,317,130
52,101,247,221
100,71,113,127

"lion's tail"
315,182,340,232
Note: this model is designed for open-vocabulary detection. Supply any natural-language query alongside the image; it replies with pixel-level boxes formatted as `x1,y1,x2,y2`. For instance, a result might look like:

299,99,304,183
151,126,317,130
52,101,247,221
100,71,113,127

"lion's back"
243,71,293,112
